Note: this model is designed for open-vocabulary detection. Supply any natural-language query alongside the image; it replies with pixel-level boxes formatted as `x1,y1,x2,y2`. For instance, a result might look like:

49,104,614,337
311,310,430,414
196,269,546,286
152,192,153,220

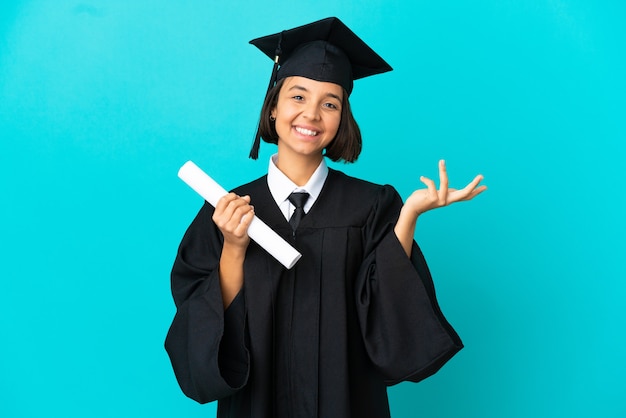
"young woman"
165,17,486,418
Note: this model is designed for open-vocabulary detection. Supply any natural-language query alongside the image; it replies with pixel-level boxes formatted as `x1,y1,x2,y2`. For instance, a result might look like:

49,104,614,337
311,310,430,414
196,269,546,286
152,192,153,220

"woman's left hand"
403,159,487,218
395,159,486,256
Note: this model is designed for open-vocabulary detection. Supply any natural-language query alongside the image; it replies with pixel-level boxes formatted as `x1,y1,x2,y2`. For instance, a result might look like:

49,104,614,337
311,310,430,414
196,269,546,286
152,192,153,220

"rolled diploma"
178,160,302,269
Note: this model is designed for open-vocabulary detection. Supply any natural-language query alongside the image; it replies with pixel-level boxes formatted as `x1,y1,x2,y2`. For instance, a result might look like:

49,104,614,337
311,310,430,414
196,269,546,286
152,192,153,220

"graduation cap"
248,17,393,159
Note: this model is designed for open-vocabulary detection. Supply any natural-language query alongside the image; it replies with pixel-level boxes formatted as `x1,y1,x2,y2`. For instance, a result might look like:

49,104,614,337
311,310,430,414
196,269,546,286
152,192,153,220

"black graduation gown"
165,168,463,418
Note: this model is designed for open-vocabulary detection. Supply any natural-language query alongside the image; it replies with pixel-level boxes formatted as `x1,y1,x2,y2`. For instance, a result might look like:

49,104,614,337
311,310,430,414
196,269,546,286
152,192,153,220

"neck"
275,151,323,187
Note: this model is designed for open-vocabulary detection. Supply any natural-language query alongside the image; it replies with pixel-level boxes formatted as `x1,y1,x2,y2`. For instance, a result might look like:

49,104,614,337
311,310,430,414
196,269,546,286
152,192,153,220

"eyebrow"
288,85,342,102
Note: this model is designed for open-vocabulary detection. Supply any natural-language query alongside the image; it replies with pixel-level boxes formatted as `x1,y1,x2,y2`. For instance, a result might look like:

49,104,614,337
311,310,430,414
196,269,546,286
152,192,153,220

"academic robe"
165,168,463,418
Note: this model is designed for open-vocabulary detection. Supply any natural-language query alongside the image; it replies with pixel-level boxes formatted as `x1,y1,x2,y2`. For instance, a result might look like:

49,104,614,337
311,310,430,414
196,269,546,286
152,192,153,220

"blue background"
1,1,624,416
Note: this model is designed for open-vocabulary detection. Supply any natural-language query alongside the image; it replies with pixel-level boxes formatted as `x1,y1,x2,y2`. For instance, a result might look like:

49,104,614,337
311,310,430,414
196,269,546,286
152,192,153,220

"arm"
356,184,464,384
394,159,487,256
165,196,253,403
212,193,254,309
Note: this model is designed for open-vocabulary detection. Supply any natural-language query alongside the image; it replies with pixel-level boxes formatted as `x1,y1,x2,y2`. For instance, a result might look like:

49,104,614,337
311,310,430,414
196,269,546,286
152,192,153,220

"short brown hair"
257,79,362,163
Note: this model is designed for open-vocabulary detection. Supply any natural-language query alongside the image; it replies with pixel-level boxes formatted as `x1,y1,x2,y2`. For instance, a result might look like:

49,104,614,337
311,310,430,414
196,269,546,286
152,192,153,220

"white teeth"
295,127,318,136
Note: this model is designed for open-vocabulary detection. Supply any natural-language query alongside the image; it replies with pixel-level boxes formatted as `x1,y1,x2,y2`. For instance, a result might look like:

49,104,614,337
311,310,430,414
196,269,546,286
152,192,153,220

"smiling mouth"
294,126,319,137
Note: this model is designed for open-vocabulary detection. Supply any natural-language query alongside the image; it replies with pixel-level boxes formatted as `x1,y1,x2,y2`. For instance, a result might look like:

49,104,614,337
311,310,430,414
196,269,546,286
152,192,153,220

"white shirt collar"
267,154,329,218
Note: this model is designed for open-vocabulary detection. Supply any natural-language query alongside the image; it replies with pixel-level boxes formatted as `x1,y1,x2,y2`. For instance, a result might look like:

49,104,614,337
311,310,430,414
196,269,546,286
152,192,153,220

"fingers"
235,203,255,234
414,174,442,214
468,174,484,189
468,184,488,199
213,193,254,237
419,175,436,191
462,175,486,198
419,175,439,202
438,159,449,202
449,175,487,202
422,159,487,206
235,203,255,231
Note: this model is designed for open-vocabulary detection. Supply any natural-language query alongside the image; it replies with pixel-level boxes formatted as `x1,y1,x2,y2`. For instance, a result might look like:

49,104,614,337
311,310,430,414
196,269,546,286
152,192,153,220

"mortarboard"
248,17,393,159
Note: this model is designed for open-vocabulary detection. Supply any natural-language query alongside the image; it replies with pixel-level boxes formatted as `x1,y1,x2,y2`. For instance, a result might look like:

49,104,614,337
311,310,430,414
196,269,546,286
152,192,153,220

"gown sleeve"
164,202,250,404
355,185,463,385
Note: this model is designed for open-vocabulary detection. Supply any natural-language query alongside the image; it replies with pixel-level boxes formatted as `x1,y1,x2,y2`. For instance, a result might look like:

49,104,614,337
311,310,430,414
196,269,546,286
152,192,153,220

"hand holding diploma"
178,161,302,269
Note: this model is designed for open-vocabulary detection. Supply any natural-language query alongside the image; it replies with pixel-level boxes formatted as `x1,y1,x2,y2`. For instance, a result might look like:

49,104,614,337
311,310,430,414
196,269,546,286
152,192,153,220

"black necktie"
288,192,310,232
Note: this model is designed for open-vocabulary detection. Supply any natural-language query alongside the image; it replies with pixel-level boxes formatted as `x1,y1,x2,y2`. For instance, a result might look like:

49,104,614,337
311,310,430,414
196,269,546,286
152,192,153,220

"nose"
302,103,320,120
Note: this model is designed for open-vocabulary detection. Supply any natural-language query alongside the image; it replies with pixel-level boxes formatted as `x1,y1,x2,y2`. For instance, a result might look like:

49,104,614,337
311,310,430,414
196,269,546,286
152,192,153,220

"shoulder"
231,175,268,196
328,169,400,202
325,169,403,216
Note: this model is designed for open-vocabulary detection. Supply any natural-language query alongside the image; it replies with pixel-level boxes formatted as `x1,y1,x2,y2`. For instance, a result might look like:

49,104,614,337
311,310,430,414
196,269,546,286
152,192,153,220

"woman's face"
271,76,343,161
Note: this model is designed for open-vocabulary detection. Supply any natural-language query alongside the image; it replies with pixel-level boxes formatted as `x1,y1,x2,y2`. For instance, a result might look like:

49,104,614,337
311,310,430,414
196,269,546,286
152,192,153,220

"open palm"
405,159,487,217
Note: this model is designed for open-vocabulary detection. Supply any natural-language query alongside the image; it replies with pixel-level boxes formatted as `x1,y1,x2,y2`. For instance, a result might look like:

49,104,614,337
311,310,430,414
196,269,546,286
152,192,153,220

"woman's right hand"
212,193,255,251
212,193,253,309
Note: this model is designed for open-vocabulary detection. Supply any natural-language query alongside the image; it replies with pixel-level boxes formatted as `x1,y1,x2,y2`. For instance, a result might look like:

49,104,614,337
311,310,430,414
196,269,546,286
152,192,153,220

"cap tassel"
250,32,284,159
249,126,262,160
